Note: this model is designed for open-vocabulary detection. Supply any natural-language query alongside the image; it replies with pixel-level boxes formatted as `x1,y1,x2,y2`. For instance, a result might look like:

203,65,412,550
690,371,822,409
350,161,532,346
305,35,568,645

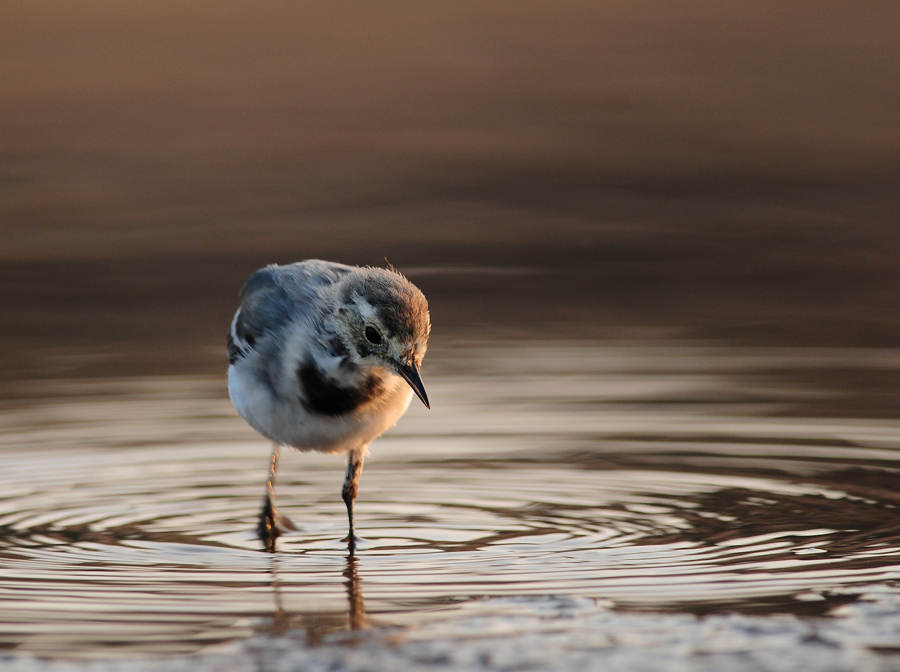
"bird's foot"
341,531,360,556
258,495,280,553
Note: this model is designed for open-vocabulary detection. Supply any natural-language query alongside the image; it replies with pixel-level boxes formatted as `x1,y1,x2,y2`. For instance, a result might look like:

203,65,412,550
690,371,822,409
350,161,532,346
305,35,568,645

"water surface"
1,343,900,667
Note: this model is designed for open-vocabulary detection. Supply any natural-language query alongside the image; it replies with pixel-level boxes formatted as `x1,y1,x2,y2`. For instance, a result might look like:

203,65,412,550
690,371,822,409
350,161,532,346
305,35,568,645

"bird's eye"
364,326,383,345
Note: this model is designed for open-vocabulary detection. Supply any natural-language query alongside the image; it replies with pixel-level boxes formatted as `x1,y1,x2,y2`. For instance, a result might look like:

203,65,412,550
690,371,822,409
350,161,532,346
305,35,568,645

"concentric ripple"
2,344,900,656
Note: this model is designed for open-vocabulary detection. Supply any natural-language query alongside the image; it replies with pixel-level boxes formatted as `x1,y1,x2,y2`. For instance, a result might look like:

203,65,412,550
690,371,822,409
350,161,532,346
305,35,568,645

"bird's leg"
258,442,281,552
341,451,365,555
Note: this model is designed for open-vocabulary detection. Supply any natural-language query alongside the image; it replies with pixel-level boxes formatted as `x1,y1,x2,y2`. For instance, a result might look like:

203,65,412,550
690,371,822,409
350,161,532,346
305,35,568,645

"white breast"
228,361,413,454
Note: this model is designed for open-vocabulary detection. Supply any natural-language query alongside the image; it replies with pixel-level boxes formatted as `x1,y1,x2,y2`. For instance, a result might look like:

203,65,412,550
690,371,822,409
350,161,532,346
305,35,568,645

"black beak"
396,361,430,409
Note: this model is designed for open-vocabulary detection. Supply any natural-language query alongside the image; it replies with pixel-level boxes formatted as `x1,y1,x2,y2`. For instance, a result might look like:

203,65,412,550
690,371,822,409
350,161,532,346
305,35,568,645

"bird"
227,259,431,553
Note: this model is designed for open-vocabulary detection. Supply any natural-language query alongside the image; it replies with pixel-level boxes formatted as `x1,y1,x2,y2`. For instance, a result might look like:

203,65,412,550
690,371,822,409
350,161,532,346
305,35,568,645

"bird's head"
332,268,431,408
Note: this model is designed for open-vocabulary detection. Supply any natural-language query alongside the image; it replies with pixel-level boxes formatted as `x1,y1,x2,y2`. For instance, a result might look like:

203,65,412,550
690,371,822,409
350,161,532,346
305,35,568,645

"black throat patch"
298,360,384,416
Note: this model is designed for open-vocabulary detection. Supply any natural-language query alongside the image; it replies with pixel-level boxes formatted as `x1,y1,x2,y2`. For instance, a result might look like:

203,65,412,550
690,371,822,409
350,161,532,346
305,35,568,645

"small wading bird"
227,260,431,553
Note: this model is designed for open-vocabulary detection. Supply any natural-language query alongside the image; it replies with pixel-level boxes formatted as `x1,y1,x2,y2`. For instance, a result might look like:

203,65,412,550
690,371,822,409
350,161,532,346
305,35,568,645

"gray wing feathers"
237,268,293,342
228,260,352,364
273,259,355,295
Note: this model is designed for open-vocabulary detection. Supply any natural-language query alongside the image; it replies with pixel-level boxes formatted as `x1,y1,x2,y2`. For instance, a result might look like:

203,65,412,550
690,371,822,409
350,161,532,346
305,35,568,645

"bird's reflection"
343,555,368,631
268,553,368,639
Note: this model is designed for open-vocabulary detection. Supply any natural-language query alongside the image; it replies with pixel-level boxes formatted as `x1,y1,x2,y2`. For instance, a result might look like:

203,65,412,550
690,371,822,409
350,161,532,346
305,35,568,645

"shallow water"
1,343,900,667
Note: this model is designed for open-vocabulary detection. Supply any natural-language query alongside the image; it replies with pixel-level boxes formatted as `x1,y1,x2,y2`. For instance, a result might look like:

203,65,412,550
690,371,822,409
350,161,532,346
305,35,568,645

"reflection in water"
2,344,900,656
269,556,291,638
269,554,368,639
344,556,369,632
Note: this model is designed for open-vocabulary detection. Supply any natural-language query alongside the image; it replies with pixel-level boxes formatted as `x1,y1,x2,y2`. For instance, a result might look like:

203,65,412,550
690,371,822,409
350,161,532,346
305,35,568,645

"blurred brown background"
1,1,899,380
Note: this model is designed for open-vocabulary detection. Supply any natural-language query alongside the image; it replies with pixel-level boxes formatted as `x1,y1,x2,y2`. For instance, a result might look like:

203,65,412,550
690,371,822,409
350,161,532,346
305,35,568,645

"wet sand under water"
1,343,900,670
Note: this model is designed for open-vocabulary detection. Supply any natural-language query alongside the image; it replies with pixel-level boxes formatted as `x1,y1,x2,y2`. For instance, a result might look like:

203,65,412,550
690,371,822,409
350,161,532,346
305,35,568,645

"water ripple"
1,344,900,656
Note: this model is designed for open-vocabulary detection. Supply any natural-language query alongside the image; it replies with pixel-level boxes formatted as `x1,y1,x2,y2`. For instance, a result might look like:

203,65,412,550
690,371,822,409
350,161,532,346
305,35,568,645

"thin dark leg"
341,451,365,555
258,442,281,552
